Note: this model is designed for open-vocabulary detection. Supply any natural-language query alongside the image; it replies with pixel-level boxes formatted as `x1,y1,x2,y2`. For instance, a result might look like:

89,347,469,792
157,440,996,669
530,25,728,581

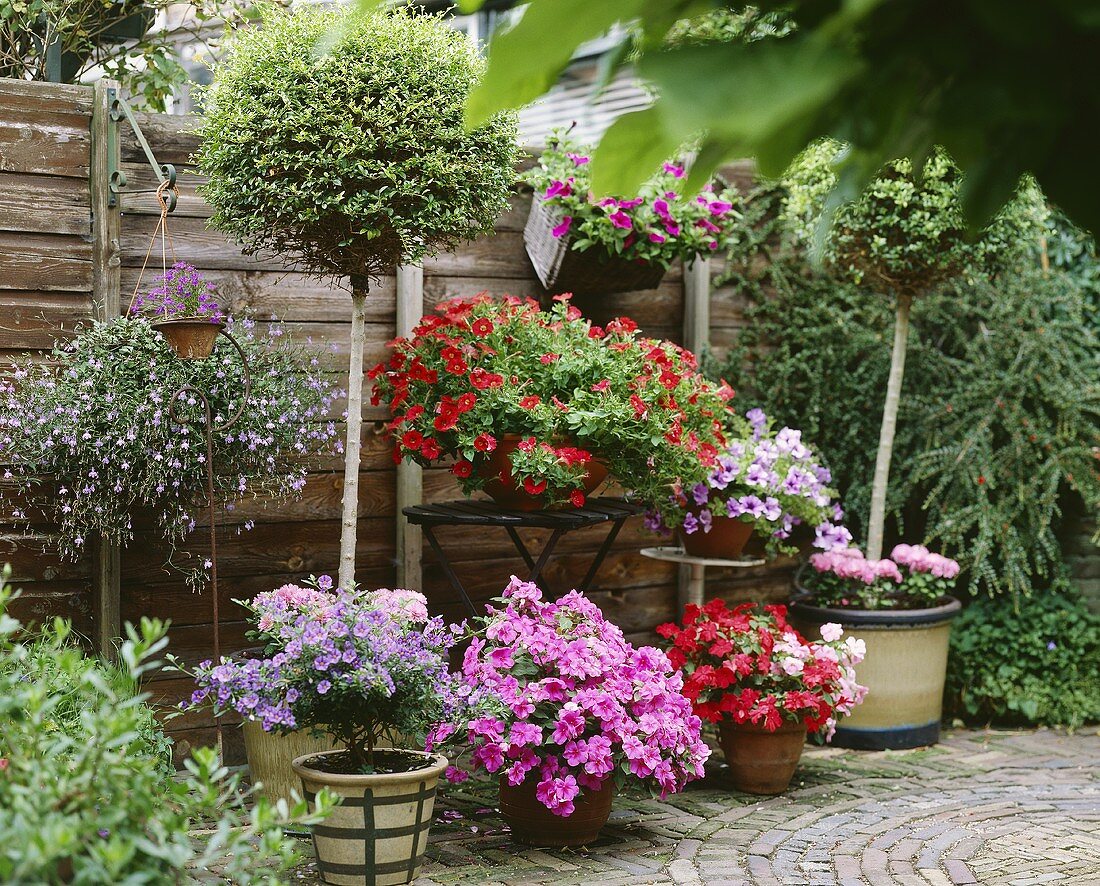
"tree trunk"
338,283,369,590
866,291,913,561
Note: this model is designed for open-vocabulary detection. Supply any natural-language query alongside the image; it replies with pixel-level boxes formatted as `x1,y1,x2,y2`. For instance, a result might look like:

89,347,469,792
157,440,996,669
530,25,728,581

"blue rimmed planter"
790,575,961,750
293,749,448,886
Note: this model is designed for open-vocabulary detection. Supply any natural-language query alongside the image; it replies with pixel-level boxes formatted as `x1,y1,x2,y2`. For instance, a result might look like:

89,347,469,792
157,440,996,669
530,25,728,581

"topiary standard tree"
198,6,518,588
787,143,1044,559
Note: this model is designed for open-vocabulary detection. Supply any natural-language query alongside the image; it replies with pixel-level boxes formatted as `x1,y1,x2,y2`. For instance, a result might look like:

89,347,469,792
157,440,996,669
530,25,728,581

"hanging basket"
524,197,667,295
152,318,224,360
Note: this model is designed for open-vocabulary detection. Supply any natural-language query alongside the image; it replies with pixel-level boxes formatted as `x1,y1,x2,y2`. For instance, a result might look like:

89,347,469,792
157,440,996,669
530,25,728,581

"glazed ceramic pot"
498,773,614,847
478,434,607,511
293,749,448,886
790,587,961,750
152,317,223,359
718,719,807,795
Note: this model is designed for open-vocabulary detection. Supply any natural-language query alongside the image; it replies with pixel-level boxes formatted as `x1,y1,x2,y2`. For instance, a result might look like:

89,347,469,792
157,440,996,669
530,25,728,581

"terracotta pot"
152,317,224,359
294,749,448,886
243,720,338,806
680,514,754,559
498,773,614,847
477,434,607,511
718,719,807,795
790,583,961,750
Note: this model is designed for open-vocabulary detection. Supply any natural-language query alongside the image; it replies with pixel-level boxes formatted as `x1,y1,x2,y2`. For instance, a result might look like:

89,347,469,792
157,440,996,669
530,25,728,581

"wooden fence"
0,79,791,763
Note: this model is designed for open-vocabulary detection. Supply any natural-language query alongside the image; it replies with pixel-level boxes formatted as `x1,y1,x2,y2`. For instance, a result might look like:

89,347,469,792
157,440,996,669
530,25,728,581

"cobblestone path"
290,728,1100,885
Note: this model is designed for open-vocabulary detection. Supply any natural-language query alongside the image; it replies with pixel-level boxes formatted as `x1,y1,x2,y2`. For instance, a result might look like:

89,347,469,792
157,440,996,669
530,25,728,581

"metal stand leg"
504,526,536,572
579,516,626,591
527,528,564,585
422,525,477,618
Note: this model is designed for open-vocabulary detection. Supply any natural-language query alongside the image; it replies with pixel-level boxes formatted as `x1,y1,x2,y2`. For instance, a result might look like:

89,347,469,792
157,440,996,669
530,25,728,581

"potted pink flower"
791,543,962,749
430,576,710,846
522,130,740,294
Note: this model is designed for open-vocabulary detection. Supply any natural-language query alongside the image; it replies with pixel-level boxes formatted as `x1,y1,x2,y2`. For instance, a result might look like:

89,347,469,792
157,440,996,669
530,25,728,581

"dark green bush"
945,589,1100,728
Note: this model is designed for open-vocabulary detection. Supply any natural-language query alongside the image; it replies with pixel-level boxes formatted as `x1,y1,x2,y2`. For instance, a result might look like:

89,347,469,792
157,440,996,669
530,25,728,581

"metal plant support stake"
165,330,251,748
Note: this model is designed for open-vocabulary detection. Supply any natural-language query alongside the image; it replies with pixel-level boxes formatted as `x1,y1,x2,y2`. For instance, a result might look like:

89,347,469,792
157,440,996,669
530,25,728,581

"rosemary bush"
0,317,338,577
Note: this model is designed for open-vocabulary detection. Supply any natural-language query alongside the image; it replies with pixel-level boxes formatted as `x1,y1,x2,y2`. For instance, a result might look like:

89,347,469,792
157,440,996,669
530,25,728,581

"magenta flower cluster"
429,576,710,816
131,262,225,323
807,544,961,610
524,131,741,270
187,577,462,766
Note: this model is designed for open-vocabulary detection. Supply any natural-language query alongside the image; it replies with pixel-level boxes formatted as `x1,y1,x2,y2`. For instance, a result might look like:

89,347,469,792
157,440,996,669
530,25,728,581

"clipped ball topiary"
198,6,518,586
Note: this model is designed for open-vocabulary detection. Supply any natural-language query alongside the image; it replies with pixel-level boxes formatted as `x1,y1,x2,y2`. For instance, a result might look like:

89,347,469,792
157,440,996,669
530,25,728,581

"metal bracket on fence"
106,88,177,211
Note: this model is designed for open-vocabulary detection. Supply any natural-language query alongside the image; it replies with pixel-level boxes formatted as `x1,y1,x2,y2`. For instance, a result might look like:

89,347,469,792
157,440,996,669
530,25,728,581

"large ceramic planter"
524,197,666,295
680,514,753,559
152,317,223,359
790,586,962,750
242,719,337,806
478,434,607,511
718,719,807,795
498,774,614,846
293,749,448,886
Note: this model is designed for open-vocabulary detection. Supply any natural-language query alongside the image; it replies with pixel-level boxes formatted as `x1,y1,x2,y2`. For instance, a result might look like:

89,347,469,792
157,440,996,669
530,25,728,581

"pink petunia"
551,215,573,238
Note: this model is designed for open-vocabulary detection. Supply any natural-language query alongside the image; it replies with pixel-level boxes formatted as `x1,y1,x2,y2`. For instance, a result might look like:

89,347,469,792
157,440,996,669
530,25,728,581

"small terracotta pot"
294,749,448,886
498,774,614,846
152,317,224,359
477,434,607,511
680,514,754,559
718,719,807,795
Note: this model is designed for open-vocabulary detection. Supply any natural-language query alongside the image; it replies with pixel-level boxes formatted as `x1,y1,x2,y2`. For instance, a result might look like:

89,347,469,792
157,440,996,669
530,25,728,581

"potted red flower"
658,600,867,794
370,294,734,510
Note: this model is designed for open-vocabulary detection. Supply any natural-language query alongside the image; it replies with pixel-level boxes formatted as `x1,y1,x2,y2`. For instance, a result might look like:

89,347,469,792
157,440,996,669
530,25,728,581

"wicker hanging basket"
524,197,667,295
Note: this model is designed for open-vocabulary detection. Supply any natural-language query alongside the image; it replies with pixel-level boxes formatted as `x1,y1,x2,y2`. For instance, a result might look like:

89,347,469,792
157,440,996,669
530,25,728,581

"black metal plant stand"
402,497,644,617
164,329,251,749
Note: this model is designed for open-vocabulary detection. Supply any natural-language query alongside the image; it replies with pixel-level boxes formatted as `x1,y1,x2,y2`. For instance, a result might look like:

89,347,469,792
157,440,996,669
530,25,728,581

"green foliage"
712,254,1100,597
1042,207,1100,326
436,0,1100,237
945,588,1100,728
0,317,337,582
0,565,334,883
664,6,794,46
199,5,518,286
0,0,252,110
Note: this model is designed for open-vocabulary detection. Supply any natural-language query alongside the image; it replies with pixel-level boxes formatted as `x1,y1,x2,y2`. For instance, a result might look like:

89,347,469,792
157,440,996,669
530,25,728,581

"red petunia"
539,353,560,364
401,429,424,450
434,410,459,432
471,318,494,337
590,379,610,392
420,438,442,460
569,489,586,507
473,432,497,452
523,477,547,496
451,460,473,478
455,392,477,412
470,368,504,390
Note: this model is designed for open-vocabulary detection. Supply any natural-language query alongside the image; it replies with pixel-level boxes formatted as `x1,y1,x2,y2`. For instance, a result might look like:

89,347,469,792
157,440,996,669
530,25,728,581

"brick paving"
288,728,1100,885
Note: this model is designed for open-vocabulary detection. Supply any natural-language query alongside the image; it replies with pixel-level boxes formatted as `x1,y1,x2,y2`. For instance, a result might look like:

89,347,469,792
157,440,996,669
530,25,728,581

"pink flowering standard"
804,544,961,610
430,576,710,816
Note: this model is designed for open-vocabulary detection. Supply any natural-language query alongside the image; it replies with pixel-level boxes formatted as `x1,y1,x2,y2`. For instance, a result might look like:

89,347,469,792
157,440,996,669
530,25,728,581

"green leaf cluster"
198,5,518,287
0,565,334,883
945,586,1100,728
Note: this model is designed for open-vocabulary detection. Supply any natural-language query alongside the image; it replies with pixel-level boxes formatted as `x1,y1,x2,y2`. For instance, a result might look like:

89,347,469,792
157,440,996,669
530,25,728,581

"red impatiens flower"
471,318,494,337
473,432,497,452
451,460,474,478
569,489,586,507
523,477,547,496
519,395,541,409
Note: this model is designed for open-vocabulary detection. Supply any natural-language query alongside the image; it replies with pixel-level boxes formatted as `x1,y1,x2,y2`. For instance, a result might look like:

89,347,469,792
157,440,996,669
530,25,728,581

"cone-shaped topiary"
198,6,518,587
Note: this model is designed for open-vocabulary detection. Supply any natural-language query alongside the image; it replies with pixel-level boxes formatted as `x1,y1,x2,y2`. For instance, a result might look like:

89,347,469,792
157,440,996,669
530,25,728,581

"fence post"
678,257,711,609
395,264,424,589
90,79,122,657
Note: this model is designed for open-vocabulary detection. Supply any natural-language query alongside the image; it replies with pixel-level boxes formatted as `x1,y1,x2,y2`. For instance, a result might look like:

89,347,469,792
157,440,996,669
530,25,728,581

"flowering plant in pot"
645,408,850,560
131,261,226,359
657,600,866,794
370,293,734,510
0,316,338,587
522,130,741,294
428,576,710,846
184,576,462,886
791,544,962,749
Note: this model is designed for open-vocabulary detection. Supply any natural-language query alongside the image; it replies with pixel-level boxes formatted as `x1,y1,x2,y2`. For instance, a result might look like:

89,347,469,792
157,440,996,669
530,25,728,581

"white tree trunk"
338,286,368,590
866,291,913,561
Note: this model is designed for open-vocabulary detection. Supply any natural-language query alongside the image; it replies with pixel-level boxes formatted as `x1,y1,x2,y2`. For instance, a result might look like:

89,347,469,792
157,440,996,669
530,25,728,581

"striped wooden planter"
293,750,448,886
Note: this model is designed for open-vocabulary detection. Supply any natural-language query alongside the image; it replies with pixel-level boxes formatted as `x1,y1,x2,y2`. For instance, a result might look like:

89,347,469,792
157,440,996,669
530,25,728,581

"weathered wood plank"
120,214,294,272
0,172,89,236
0,117,90,178
0,80,93,114
0,533,91,582
0,232,93,291
0,292,95,349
